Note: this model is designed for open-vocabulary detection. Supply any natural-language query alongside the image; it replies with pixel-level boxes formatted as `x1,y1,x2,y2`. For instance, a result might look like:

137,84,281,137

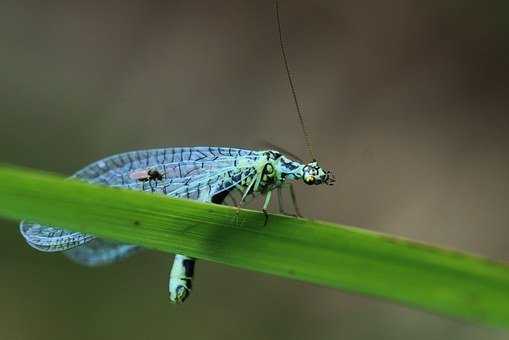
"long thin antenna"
274,0,316,161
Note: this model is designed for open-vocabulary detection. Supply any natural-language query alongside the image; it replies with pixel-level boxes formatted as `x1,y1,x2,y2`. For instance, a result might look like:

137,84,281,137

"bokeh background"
1,1,509,339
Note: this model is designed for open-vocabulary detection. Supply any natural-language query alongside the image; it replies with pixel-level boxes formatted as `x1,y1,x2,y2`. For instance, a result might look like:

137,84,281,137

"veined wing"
74,147,259,187
19,223,95,252
106,160,242,193
63,239,139,266
166,166,257,199
20,147,261,256
87,148,259,189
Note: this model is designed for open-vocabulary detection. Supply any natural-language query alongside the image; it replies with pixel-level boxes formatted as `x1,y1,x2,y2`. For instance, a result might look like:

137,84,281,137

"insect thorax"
239,150,304,194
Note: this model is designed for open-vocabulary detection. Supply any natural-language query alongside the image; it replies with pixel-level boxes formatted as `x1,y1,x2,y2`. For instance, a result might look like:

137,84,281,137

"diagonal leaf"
0,165,508,327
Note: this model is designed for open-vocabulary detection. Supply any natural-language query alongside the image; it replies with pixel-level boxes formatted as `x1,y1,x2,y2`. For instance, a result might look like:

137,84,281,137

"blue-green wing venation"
19,223,95,252
20,147,260,265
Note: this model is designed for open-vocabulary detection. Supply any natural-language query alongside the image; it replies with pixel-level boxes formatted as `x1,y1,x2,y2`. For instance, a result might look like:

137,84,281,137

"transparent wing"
19,152,112,253
63,239,139,266
20,147,260,261
166,166,256,200
88,147,259,190
19,223,95,252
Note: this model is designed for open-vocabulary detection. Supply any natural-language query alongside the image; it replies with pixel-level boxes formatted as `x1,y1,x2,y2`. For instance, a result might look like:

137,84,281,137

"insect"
129,168,164,191
129,168,164,182
20,147,334,303
19,0,335,304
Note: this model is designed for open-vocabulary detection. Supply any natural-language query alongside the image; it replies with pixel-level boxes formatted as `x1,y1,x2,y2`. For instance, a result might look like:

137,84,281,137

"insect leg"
262,190,272,226
227,190,238,206
240,176,257,204
277,187,286,215
289,184,302,217
234,176,257,225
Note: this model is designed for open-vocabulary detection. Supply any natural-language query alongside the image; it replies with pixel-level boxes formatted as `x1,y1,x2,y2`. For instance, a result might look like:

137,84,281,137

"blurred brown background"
1,1,509,339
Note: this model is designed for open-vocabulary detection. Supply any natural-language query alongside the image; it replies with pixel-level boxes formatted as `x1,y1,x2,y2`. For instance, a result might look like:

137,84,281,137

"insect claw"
263,209,269,226
232,206,242,226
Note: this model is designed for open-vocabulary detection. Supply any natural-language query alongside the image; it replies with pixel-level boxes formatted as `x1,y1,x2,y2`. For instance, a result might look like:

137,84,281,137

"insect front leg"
276,185,301,218
234,176,257,225
262,190,272,226
227,191,238,206
289,184,302,217
277,187,286,215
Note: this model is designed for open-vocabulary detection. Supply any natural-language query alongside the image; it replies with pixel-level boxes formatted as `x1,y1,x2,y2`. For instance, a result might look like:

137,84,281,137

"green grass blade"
0,165,508,327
